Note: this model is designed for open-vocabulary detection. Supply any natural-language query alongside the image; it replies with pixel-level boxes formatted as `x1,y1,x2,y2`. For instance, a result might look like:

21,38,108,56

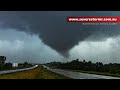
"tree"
83,60,86,63
0,56,6,64
24,62,28,65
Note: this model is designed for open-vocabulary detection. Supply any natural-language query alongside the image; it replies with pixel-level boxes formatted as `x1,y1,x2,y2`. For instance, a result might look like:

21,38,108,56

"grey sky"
0,11,120,64
0,28,64,63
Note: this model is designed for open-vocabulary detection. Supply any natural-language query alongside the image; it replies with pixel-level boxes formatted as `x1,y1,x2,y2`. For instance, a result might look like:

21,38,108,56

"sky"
0,11,120,64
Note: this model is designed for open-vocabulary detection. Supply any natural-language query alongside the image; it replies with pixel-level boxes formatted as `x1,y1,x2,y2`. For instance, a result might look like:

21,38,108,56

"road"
43,65,120,79
0,65,38,75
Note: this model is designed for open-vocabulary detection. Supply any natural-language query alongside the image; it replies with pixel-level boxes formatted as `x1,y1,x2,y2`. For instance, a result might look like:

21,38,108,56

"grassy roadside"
35,67,71,79
0,66,70,79
0,67,40,79
61,69,120,78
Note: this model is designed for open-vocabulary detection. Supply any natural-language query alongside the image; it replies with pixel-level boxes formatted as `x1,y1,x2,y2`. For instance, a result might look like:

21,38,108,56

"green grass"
0,66,70,79
35,67,71,79
62,69,120,78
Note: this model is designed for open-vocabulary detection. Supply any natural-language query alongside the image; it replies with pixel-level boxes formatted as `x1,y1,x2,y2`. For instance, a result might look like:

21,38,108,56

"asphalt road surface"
43,65,120,79
0,65,38,75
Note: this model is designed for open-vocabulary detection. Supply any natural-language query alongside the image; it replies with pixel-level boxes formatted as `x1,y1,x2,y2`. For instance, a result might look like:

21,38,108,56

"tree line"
46,59,120,74
0,56,33,71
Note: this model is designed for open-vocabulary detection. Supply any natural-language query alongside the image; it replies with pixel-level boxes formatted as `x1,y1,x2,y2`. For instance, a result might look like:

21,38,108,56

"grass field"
0,66,70,79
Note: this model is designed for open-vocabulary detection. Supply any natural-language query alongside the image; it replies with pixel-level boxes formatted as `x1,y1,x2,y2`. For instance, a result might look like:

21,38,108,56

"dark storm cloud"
0,29,65,63
0,11,120,57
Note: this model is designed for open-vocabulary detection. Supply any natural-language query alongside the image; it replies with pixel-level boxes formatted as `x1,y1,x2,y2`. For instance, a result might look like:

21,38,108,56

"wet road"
0,65,38,75
43,65,120,79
